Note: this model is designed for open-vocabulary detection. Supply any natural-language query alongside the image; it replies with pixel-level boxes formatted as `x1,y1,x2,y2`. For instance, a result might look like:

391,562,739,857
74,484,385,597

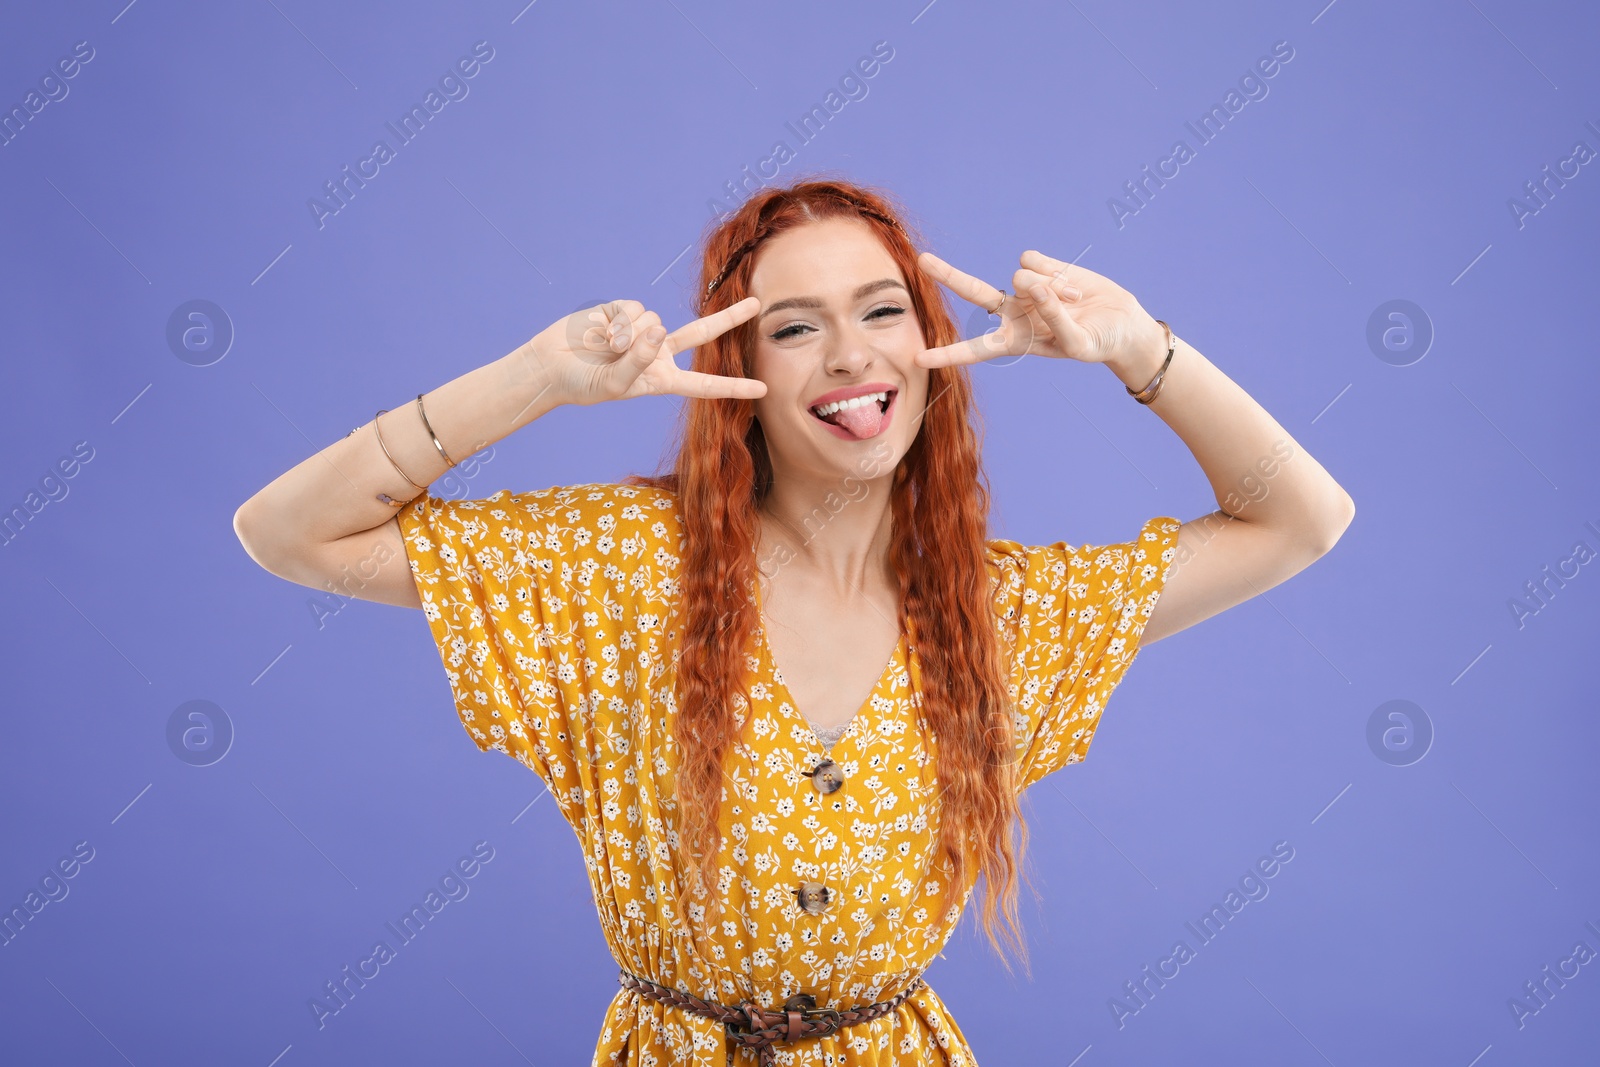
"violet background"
2,1,1598,1064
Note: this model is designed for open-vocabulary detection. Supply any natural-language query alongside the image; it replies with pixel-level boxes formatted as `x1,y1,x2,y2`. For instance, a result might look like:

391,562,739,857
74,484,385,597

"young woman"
234,179,1354,1065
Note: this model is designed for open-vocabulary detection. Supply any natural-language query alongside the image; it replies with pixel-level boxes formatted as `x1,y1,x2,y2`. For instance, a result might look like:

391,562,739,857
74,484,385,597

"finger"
599,300,651,352
1020,250,1094,295
615,309,664,354
1019,249,1072,276
1022,282,1087,354
567,304,615,350
665,296,761,355
598,319,670,398
659,365,768,401
917,251,1005,312
916,332,1009,369
566,305,659,379
1014,267,1080,301
600,299,647,322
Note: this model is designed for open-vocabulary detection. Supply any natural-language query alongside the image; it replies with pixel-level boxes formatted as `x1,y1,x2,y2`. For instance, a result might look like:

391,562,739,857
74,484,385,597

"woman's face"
746,217,931,487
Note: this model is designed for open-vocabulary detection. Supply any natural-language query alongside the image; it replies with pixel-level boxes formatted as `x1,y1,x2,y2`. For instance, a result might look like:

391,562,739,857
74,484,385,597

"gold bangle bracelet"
373,409,429,493
415,393,458,468
1127,319,1176,405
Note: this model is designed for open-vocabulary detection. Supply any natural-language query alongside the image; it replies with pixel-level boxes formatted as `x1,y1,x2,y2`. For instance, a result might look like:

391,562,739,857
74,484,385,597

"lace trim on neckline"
809,718,855,749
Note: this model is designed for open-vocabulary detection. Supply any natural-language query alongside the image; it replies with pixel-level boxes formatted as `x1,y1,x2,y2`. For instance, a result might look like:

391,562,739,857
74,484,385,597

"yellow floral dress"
398,482,1179,1065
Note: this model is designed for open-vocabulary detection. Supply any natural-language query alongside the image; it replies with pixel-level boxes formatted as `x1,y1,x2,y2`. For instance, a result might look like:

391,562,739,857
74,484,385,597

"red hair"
625,176,1032,973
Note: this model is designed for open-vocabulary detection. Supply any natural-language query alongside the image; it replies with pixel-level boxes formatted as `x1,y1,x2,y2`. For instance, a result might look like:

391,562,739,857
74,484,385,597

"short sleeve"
987,515,1181,789
396,482,678,821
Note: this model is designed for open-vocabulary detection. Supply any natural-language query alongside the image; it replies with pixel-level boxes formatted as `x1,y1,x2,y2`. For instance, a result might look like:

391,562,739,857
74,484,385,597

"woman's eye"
772,305,905,342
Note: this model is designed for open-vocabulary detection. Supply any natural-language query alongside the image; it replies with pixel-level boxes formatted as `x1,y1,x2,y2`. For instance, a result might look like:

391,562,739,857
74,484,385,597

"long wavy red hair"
625,177,1033,973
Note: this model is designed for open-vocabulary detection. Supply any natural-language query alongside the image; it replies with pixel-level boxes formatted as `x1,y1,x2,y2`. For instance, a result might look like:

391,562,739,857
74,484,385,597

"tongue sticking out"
825,399,885,440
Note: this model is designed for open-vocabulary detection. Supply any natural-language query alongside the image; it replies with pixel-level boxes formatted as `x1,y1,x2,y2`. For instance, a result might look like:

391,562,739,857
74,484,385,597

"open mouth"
809,389,896,440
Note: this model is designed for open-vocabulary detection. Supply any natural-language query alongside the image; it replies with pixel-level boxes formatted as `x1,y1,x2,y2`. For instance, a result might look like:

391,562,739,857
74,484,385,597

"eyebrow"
759,278,908,320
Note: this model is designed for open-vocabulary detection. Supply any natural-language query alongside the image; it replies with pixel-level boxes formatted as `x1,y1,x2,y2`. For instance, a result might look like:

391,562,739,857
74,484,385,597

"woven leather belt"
618,969,926,1065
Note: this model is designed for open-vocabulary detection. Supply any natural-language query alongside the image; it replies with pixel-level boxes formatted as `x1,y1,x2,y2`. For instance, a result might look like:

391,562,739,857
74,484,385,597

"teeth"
812,391,888,417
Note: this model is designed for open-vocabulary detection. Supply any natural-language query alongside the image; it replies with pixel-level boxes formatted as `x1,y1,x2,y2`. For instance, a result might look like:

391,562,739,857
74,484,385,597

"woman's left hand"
914,249,1166,369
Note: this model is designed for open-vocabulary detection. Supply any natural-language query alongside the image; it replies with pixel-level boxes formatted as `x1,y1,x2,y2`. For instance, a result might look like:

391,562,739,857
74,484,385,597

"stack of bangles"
345,393,457,508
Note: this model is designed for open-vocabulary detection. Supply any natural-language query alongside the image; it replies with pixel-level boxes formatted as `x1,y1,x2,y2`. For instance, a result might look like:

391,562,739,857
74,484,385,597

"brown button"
809,760,845,795
795,881,830,914
783,992,818,1012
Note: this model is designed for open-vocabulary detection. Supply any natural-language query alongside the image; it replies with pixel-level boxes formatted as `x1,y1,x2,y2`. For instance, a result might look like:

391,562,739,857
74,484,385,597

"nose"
823,322,875,376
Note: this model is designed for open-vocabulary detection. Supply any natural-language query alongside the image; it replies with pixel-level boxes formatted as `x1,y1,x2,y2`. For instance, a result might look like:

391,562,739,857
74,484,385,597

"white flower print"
397,482,1180,1065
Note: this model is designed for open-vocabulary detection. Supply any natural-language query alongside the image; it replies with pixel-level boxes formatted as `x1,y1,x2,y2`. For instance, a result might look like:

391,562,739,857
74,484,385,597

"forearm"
235,342,561,556
1105,329,1354,543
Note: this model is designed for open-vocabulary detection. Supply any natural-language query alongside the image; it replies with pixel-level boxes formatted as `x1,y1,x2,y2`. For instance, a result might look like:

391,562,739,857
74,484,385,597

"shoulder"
540,482,684,551
573,481,682,530
983,537,1072,594
984,537,1063,573
985,516,1179,573
398,482,684,578
504,483,684,593
983,516,1181,604
412,481,680,536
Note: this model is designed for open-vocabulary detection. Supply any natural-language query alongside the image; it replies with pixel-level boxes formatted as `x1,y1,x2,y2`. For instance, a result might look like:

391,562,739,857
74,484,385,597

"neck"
756,465,897,596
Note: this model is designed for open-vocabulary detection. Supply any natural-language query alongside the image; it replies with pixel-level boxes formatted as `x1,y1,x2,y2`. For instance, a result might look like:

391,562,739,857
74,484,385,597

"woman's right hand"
522,297,768,407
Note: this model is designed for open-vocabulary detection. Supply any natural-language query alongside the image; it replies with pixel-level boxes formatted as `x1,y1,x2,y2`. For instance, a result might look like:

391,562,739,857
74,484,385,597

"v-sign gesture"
915,249,1167,370
527,297,769,407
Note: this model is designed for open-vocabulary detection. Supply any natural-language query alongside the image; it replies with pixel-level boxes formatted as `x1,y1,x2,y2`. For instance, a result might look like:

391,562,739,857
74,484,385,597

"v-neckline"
752,574,905,752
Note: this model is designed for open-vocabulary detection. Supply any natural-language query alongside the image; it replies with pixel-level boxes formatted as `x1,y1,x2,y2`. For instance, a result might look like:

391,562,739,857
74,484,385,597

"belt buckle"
774,998,851,1036
783,994,843,1034
782,993,817,1013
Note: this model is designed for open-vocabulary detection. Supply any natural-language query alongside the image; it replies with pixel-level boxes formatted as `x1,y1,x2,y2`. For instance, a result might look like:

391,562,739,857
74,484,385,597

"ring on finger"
986,290,1008,316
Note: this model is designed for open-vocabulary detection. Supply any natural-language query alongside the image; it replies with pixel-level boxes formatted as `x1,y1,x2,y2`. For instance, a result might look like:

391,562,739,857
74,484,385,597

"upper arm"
1141,506,1353,646
234,506,420,609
